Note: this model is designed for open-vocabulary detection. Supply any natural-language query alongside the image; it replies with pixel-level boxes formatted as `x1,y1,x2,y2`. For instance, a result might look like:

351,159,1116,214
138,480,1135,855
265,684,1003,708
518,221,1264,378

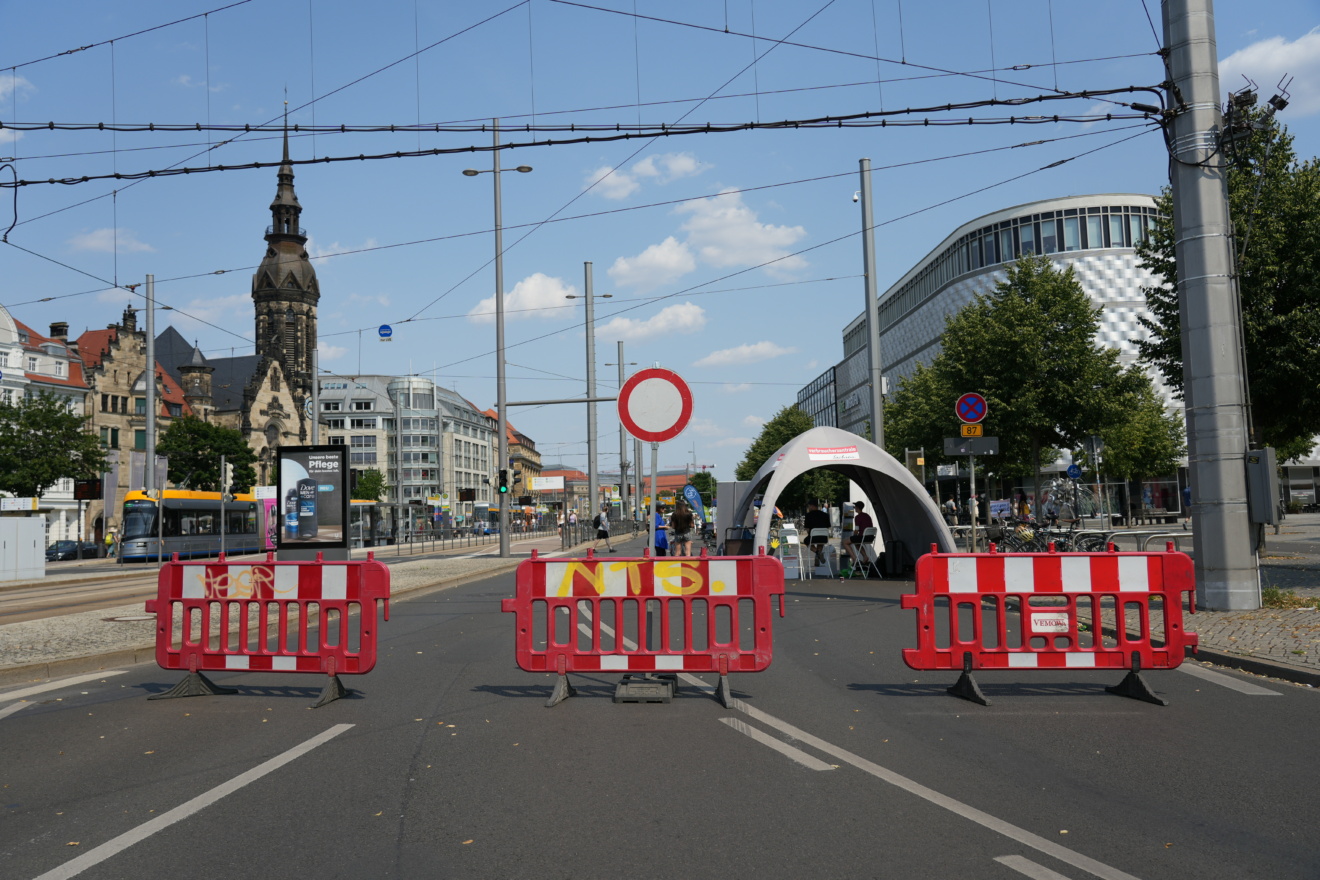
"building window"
27,356,37,372
350,435,376,448
167,403,182,417
101,393,109,412
324,418,345,430
110,427,120,448
350,417,376,429
329,436,345,445
352,401,372,411
135,429,146,451
135,397,147,415
322,401,341,411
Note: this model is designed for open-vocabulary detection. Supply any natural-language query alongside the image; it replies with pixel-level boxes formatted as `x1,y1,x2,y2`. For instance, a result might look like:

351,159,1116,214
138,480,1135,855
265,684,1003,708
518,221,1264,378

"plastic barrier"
901,543,1197,706
144,552,391,707
502,549,785,707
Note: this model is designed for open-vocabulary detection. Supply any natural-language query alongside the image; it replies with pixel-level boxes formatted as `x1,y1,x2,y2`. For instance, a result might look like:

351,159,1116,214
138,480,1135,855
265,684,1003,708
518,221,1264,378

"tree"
1136,114,1320,462
156,416,257,491
1090,382,1186,482
688,471,717,507
884,254,1145,504
735,405,846,512
352,468,387,501
0,392,106,498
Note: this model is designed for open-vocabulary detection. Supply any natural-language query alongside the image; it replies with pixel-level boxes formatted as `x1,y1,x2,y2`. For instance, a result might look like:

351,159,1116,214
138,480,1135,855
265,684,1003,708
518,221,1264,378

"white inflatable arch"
732,426,956,563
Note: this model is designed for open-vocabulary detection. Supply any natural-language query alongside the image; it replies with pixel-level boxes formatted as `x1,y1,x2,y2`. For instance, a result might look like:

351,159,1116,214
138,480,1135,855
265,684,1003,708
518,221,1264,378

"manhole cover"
103,614,154,622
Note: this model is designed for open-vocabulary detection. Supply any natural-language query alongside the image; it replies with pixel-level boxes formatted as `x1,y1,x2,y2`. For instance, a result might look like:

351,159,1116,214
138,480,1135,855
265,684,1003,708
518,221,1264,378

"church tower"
177,341,214,421
252,126,319,401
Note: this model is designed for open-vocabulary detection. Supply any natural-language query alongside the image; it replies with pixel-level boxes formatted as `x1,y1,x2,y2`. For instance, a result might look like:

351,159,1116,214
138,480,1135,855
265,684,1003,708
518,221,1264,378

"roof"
155,325,259,413
75,328,118,371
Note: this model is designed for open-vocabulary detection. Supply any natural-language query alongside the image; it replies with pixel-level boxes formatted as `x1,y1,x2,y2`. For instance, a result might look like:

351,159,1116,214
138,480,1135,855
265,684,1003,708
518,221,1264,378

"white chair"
779,532,803,579
849,528,882,579
805,528,833,579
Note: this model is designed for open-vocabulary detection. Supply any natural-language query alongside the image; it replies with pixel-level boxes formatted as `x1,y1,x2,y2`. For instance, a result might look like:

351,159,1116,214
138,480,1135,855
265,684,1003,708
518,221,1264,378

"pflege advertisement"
275,446,348,548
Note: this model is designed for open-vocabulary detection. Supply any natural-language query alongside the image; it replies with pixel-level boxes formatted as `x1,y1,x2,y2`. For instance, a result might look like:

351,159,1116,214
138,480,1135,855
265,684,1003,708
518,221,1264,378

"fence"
144,552,391,707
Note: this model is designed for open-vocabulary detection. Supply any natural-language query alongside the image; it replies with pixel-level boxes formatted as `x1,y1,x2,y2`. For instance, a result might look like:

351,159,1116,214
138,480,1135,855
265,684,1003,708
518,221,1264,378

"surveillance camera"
852,193,860,203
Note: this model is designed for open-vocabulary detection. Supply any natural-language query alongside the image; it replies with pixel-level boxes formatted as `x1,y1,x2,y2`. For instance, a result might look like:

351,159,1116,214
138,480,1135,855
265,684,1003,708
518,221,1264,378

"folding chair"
848,528,882,578
779,532,803,579
805,528,833,579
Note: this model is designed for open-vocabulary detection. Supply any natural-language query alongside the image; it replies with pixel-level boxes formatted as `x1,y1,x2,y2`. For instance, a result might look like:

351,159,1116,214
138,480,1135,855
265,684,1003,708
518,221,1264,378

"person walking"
669,500,695,557
943,496,957,526
104,529,116,558
592,503,615,553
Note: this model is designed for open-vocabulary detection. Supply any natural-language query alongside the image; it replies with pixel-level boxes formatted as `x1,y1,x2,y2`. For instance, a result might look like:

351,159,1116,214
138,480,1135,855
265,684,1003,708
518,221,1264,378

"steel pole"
584,262,599,524
859,160,885,449
145,274,156,497
634,437,643,532
493,119,510,557
311,348,319,444
1164,0,1257,609
617,341,629,521
650,442,659,554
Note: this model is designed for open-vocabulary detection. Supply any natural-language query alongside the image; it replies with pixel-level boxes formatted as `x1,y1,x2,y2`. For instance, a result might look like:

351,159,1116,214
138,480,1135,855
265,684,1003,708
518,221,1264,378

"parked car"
46,540,99,561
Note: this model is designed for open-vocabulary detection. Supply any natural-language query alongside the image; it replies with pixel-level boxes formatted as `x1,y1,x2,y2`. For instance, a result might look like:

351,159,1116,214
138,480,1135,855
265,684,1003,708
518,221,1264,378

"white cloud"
308,236,379,260
174,74,225,93
1220,28,1320,116
168,293,252,336
346,292,391,308
0,74,33,103
68,228,155,254
596,302,706,341
742,415,766,429
584,165,640,200
713,436,752,448
468,272,577,323
607,236,696,291
693,340,796,368
677,189,807,273
317,342,348,361
633,152,711,183
96,287,133,305
722,383,751,393
687,417,727,438
805,359,819,370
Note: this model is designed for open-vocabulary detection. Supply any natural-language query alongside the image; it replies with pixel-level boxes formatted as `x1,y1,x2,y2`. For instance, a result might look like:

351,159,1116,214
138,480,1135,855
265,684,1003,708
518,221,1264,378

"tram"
118,489,263,562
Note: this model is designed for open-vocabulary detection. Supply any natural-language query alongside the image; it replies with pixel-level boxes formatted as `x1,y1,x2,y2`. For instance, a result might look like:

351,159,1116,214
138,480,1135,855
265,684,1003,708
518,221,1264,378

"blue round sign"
1067,464,1082,479
378,324,393,339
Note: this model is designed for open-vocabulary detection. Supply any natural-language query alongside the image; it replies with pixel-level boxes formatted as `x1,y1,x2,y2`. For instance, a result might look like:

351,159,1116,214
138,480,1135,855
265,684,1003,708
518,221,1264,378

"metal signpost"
617,368,693,558
951,393,991,552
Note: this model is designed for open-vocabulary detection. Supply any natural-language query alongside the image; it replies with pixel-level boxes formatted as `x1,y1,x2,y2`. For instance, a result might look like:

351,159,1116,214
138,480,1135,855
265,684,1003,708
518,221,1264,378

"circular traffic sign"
378,324,393,339
1066,464,1082,479
955,392,988,424
618,368,693,443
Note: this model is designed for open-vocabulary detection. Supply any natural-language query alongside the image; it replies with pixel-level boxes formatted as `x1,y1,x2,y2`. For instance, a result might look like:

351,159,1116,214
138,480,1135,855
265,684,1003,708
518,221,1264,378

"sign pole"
650,441,659,557
968,453,977,553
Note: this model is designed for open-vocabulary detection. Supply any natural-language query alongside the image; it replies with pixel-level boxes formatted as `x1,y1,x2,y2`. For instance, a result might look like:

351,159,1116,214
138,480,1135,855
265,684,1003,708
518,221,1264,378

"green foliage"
156,416,257,492
352,468,387,501
735,405,846,512
0,392,106,498
688,471,717,506
886,254,1145,500
1137,114,1320,462
1091,378,1186,481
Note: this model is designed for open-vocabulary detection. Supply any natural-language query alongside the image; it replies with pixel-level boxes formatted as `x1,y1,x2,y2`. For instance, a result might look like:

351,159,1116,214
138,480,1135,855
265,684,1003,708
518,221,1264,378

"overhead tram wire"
428,126,1158,375
3,121,1151,310
548,0,1156,108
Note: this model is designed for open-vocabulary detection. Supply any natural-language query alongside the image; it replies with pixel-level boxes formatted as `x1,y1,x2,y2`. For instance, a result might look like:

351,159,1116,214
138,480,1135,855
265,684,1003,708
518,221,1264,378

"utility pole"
1164,0,1257,609
858,160,885,449
584,262,599,521
144,274,156,498
614,342,632,522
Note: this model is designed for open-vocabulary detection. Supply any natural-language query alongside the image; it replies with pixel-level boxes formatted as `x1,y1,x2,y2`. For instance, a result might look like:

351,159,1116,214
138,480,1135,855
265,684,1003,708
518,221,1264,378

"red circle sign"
956,392,988,424
618,368,693,443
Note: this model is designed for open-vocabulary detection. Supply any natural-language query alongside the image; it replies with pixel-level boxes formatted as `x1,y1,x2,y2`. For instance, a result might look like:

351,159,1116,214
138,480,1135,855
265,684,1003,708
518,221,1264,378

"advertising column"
276,445,349,562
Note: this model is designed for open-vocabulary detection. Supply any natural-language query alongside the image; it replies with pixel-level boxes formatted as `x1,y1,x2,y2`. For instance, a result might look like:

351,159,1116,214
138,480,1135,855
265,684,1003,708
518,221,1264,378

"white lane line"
676,673,1142,880
0,671,127,703
33,723,354,880
0,701,31,720
1177,663,1281,695
996,854,1077,879
719,717,835,771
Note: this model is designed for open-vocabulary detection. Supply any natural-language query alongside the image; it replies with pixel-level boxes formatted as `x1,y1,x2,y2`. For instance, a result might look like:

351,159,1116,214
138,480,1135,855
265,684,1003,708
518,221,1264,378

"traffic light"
498,469,509,494
221,460,234,492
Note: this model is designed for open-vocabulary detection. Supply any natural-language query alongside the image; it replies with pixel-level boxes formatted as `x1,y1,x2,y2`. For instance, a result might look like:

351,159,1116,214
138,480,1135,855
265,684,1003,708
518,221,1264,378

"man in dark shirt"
803,500,831,567
848,500,875,569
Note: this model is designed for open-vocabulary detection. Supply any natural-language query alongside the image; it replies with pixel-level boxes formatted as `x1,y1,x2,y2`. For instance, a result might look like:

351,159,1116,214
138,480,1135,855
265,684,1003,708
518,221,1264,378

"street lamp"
605,343,638,521
566,267,612,522
463,119,532,558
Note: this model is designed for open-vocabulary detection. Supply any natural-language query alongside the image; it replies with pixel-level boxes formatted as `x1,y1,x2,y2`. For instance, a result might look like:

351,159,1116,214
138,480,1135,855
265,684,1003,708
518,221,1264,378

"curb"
1189,647,1320,689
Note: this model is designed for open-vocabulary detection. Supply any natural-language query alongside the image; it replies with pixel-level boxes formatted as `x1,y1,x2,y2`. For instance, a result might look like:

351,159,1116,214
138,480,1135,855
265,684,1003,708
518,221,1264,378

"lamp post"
857,159,884,448
566,265,612,523
605,342,638,521
463,119,532,558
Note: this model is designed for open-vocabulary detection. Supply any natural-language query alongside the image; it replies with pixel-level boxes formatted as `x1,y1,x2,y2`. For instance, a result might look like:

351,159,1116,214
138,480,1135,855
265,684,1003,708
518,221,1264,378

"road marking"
996,854,1076,879
33,723,353,880
1177,663,1281,695
0,701,31,720
0,671,127,703
719,717,835,771
676,673,1143,880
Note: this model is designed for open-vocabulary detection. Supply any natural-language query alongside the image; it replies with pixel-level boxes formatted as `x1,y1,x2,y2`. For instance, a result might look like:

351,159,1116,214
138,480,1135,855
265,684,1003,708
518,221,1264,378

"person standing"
653,507,670,556
669,500,694,557
943,496,957,526
592,503,614,553
104,529,116,558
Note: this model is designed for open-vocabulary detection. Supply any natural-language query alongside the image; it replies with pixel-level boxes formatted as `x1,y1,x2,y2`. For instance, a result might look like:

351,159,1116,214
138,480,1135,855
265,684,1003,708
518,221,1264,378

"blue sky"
2,1,1318,480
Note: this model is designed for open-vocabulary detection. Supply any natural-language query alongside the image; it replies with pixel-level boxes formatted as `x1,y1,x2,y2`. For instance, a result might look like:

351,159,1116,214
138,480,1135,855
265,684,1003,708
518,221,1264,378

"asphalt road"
3,563,1317,880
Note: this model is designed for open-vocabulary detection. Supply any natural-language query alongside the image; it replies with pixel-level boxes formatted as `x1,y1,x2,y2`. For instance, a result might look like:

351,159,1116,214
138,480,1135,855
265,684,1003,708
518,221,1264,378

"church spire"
269,101,303,240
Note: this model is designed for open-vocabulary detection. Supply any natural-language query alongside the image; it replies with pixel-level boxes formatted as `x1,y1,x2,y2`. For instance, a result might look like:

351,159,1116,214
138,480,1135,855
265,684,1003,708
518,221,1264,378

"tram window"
227,511,251,534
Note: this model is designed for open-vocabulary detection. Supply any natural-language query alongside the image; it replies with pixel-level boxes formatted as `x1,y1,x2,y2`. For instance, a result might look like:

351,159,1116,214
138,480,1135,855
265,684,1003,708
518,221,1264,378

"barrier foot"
546,674,576,708
1105,670,1168,706
714,675,733,708
312,674,349,709
947,670,991,706
614,673,674,703
147,672,238,700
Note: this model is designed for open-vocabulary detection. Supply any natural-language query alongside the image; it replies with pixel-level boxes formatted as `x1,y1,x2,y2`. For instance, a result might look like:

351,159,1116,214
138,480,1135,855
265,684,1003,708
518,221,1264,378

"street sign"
955,392,988,424
378,324,393,342
960,424,983,438
618,367,693,443
944,437,1000,455
1067,464,1082,479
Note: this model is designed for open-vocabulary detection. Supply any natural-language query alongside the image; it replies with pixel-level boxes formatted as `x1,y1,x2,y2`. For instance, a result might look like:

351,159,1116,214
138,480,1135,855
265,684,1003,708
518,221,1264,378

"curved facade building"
822,194,1165,435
